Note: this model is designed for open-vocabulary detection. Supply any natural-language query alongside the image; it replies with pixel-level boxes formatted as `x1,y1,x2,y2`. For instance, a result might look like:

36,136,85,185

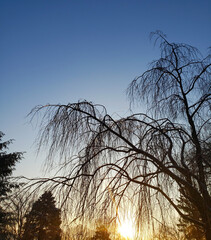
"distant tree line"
1,131,206,240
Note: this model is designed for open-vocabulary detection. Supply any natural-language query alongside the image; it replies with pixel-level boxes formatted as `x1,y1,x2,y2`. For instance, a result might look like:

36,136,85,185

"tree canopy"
0,132,22,199
29,32,211,239
22,191,61,240
0,132,22,239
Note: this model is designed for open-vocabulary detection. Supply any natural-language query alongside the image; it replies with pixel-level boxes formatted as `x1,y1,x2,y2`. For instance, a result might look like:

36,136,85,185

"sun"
118,219,135,239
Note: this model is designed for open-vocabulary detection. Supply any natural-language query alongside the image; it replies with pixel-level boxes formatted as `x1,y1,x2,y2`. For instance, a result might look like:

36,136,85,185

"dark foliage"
0,132,22,239
178,195,205,240
0,132,22,199
91,225,111,240
22,191,61,240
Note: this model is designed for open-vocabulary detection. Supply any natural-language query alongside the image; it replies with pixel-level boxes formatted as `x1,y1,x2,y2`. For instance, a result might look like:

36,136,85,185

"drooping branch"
29,32,211,239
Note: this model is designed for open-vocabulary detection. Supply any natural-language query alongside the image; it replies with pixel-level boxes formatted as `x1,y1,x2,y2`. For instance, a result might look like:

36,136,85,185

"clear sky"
0,0,210,178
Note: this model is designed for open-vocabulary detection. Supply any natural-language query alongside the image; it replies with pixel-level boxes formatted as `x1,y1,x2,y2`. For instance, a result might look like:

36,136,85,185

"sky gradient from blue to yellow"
1,0,211,177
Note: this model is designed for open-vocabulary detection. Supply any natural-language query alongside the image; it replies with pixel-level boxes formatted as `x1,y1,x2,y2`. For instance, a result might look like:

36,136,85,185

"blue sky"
0,0,210,177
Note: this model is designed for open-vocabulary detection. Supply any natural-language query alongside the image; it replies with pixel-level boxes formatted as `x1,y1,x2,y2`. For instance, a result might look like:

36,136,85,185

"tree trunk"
205,227,211,240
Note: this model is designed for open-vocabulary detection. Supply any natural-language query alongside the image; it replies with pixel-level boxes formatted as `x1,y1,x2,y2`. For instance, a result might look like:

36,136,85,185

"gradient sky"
1,0,211,177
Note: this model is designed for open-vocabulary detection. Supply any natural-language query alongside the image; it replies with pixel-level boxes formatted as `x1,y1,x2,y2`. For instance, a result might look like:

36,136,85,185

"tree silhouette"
177,195,205,240
22,191,61,240
6,191,36,240
91,224,111,240
176,146,210,240
0,131,22,239
29,32,211,239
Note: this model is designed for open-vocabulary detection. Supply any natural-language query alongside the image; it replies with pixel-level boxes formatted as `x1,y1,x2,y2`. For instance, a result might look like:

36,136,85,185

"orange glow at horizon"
107,188,136,239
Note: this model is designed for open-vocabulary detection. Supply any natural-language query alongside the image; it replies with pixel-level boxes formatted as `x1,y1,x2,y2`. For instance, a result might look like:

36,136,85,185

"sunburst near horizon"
117,211,136,239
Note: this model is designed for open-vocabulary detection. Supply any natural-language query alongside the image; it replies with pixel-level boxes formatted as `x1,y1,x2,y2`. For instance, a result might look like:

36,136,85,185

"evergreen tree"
177,195,205,240
0,131,22,239
22,191,62,240
177,145,210,240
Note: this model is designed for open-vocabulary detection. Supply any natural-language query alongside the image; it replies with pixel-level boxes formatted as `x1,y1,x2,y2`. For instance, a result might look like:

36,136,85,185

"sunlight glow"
107,188,136,239
118,220,135,239
117,214,136,239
